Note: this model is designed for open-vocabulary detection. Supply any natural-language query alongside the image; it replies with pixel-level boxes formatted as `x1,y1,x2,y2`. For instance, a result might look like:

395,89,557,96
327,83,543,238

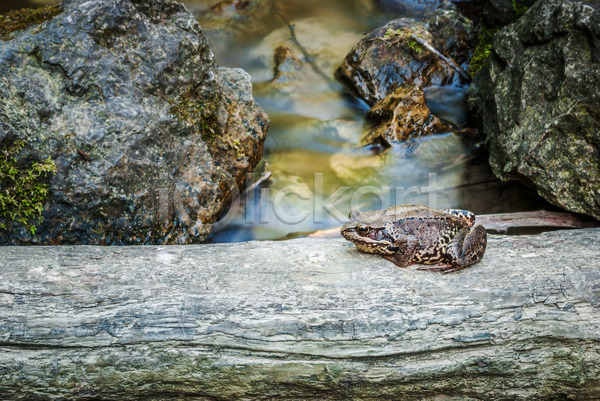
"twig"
245,172,272,193
271,0,334,84
410,34,471,82
77,148,92,162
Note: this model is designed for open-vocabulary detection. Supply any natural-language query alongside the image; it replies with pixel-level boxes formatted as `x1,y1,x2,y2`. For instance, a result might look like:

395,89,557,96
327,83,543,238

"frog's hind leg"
418,224,486,273
418,263,469,274
444,224,487,272
417,263,456,272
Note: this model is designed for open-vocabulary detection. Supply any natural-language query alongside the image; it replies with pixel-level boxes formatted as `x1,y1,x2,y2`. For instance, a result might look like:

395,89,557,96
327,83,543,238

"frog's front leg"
384,236,419,267
418,224,487,273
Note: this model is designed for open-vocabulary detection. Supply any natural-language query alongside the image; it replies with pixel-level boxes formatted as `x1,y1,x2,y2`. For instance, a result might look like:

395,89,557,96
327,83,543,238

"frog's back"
388,206,467,264
380,205,449,220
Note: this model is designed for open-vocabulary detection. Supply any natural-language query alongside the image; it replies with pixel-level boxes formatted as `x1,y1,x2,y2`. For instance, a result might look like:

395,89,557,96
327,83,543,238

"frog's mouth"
340,228,394,255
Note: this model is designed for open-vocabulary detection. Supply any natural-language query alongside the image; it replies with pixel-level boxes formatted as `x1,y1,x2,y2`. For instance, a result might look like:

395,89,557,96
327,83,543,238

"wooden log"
475,210,598,233
1,229,600,399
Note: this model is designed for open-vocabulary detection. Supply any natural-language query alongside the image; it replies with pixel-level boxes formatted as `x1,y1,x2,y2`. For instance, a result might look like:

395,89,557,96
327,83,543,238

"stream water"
3,0,548,242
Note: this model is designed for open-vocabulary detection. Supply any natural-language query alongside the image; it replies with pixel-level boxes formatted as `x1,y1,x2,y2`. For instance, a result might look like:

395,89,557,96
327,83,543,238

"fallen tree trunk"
1,229,600,400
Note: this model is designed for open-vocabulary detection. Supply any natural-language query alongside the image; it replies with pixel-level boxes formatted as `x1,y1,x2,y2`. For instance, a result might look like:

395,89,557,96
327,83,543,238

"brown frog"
340,205,487,273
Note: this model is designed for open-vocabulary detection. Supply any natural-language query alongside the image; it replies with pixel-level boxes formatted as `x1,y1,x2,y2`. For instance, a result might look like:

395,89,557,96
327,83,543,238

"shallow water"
4,0,546,242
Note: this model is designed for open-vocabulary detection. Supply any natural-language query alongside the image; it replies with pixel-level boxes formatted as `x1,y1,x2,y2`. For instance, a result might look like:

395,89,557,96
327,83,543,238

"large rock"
335,8,472,106
469,0,600,219
1,229,600,399
0,0,268,244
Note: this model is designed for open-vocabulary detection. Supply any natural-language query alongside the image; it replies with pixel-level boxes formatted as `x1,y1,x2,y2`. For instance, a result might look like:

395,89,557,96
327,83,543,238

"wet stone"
469,0,600,220
0,0,268,244
363,86,451,146
335,8,472,106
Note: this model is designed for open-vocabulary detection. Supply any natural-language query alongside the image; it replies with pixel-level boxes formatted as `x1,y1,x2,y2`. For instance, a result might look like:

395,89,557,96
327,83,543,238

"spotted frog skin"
340,205,487,273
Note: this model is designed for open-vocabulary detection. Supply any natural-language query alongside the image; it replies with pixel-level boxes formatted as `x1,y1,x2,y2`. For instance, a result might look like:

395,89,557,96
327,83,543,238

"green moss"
0,140,56,234
468,26,499,76
168,88,221,143
468,0,531,76
407,38,423,54
383,28,424,54
512,0,529,16
227,138,245,158
0,5,62,41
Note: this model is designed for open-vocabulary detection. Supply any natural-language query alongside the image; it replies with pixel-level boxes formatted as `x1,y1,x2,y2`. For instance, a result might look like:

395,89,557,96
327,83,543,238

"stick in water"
410,34,471,82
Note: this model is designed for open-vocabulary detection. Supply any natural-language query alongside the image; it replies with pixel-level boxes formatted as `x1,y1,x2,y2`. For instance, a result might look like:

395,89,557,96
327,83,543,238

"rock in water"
363,86,450,145
334,8,471,146
335,8,472,106
0,0,269,244
469,0,600,220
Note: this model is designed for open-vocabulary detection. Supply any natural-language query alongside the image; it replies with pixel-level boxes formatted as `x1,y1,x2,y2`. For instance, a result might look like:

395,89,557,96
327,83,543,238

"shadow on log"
1,229,600,399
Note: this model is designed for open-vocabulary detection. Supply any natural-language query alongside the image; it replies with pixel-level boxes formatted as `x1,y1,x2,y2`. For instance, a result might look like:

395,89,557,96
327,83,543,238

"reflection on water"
4,0,545,242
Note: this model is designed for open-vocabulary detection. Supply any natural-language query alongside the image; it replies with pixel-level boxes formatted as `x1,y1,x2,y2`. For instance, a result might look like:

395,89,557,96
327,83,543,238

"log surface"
1,229,600,400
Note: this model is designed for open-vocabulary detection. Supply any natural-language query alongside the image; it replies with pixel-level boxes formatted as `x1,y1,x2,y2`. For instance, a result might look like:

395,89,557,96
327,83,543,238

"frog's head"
340,210,395,255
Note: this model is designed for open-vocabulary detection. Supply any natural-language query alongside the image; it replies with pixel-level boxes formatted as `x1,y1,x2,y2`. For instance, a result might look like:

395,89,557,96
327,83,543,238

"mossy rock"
469,0,600,219
0,0,268,245
336,9,472,106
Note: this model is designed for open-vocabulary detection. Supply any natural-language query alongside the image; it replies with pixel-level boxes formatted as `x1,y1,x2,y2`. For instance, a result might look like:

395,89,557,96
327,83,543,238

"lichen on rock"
0,0,268,244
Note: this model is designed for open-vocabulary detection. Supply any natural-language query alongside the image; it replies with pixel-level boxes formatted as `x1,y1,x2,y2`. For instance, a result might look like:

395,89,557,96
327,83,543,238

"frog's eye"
356,225,370,235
